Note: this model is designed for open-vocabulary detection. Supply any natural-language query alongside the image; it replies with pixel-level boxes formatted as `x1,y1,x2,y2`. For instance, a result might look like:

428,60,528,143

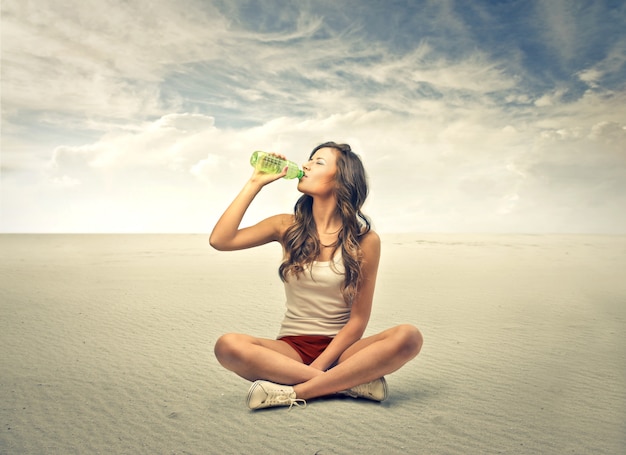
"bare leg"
214,333,324,384
293,324,422,400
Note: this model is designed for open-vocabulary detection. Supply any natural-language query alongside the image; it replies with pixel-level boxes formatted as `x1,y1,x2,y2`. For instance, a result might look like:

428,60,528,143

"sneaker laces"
340,377,388,401
340,382,370,398
286,398,307,411
346,382,369,397
265,388,307,410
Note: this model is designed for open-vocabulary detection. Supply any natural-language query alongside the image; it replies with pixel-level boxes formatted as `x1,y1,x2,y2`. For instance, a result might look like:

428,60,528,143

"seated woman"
210,141,423,410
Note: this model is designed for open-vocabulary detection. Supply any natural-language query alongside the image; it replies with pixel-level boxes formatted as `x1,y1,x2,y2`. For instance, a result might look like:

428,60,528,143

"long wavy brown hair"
279,142,371,304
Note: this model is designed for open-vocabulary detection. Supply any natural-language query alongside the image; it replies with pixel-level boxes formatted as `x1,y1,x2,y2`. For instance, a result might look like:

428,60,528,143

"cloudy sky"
2,0,625,234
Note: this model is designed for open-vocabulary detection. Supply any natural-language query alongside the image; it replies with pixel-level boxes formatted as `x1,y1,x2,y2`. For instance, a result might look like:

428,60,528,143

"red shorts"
278,335,333,365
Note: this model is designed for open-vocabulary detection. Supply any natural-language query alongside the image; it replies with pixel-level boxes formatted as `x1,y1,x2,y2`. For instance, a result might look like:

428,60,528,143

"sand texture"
1,234,625,454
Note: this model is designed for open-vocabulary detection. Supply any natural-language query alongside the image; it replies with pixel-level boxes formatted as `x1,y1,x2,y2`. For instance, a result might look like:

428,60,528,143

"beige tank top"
277,253,350,338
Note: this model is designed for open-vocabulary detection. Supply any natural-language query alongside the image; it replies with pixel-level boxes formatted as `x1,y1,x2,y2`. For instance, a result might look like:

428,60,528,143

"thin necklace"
319,234,340,248
318,225,341,248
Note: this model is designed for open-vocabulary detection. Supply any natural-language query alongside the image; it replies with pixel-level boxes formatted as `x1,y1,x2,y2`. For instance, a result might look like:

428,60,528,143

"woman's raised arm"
209,165,291,251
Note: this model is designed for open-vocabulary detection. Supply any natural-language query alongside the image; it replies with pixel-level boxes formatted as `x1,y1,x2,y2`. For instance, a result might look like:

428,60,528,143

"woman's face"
297,147,339,197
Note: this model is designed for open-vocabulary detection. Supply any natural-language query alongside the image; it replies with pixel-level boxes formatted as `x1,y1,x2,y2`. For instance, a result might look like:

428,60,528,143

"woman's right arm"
209,166,291,251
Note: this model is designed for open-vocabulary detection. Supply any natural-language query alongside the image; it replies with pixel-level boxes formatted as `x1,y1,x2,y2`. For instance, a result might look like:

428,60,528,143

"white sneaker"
340,377,389,402
246,380,307,410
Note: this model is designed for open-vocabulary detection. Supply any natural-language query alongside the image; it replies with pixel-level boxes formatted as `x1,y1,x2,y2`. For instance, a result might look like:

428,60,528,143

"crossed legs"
214,324,423,401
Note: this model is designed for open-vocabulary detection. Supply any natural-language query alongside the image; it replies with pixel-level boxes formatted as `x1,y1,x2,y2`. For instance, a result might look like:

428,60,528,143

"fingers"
249,152,288,184
249,167,285,185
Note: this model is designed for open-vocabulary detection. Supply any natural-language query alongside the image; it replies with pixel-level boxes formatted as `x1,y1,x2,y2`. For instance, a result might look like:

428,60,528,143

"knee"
395,324,423,359
214,333,245,365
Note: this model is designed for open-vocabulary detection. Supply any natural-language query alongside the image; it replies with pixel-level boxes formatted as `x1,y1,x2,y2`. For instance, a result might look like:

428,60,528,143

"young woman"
210,142,422,410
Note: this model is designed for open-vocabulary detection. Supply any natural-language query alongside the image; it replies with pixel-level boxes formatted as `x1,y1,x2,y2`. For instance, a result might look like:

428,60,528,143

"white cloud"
1,0,229,121
28,88,623,233
534,0,579,63
2,0,625,233
50,175,81,188
534,89,568,107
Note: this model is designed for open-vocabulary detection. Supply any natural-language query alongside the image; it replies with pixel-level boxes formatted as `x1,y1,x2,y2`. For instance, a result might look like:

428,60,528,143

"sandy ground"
1,233,625,455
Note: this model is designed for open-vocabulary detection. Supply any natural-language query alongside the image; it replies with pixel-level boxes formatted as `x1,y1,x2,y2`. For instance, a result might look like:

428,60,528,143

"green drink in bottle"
250,151,304,180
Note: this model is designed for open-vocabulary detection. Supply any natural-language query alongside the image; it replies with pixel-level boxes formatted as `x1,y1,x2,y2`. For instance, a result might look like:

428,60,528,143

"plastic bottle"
250,151,304,180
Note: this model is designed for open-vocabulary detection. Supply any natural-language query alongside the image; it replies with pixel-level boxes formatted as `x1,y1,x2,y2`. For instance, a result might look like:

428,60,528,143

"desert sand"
1,233,624,454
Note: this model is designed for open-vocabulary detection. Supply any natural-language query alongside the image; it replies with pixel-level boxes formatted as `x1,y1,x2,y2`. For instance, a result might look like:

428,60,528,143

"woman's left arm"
309,231,381,371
